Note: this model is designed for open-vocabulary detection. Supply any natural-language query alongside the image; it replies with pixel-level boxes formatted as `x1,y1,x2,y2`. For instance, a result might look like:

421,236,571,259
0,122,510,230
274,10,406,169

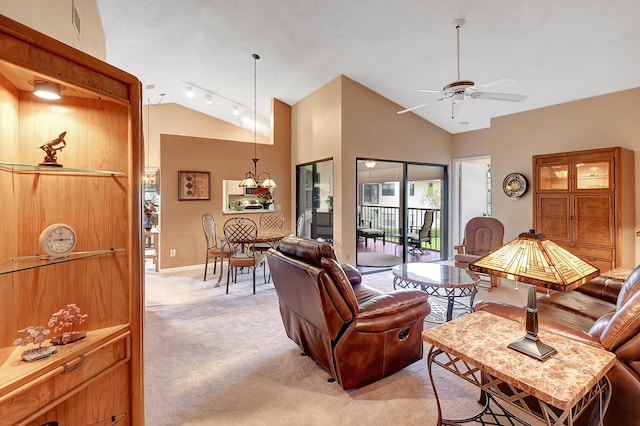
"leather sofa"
267,236,431,390
475,264,640,426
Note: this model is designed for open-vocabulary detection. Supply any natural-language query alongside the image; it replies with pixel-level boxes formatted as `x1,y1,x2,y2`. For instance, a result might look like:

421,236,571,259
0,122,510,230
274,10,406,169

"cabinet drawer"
0,334,129,426
562,245,614,261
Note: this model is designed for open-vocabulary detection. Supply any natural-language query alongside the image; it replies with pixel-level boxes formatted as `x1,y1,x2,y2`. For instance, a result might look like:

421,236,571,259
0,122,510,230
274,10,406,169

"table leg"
446,296,455,322
215,238,227,287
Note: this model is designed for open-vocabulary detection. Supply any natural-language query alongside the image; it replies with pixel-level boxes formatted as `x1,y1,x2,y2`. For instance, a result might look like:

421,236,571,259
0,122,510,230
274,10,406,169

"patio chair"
407,210,434,254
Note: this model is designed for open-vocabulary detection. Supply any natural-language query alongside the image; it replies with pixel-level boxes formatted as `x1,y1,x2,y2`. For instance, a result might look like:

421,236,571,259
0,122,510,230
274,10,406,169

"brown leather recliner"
475,264,640,426
267,236,431,390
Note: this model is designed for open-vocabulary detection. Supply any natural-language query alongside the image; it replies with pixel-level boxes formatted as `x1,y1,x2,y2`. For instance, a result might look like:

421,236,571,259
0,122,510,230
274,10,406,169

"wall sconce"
33,81,61,100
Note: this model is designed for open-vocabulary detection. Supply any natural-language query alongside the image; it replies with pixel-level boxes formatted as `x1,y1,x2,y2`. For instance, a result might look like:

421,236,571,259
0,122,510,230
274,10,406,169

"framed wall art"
178,170,211,201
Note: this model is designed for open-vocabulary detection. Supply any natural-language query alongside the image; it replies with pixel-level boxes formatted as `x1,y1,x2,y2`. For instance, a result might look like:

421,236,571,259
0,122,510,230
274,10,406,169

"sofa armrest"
474,300,602,347
453,244,465,254
354,290,431,332
575,276,623,304
341,263,362,286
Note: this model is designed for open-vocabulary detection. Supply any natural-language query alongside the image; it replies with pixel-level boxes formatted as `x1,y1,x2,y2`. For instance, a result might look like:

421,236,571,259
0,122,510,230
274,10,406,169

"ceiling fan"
397,19,527,119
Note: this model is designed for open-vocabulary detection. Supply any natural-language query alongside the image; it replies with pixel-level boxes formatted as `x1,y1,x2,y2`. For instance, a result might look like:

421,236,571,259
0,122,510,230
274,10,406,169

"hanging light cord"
252,53,260,175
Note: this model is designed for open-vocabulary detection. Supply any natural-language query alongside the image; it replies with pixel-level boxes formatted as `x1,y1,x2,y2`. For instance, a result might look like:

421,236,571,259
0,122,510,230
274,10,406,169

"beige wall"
0,1,106,60
157,101,291,270
292,75,453,261
454,88,640,266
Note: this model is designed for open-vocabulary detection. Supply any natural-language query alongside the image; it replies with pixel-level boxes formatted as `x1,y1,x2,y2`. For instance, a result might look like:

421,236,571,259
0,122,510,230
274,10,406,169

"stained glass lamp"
470,229,600,360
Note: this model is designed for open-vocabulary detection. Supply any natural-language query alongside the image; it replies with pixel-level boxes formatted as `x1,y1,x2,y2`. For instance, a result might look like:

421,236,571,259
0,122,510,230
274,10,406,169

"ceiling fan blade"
479,77,517,89
397,98,444,115
416,89,443,94
470,91,527,102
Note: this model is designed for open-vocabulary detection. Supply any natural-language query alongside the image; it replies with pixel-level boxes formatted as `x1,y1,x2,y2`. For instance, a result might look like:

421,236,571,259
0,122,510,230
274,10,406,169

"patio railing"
359,205,441,251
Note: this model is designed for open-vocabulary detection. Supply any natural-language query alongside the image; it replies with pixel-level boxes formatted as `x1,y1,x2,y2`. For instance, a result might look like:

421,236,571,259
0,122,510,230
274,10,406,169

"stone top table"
422,311,616,424
392,262,480,322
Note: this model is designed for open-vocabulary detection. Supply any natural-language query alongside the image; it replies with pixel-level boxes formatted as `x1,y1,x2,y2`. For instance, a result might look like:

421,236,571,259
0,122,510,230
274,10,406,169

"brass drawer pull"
63,355,85,373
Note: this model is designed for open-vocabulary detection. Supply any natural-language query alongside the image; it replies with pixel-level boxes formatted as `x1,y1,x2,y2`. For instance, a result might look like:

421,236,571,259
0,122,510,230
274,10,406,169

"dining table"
215,228,291,286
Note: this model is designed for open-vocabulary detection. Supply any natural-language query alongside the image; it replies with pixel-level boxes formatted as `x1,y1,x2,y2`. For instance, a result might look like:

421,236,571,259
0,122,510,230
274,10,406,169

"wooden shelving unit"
0,16,143,425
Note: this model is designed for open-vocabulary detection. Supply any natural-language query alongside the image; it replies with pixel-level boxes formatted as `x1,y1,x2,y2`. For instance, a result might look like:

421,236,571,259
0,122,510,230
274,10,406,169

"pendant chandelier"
239,53,277,189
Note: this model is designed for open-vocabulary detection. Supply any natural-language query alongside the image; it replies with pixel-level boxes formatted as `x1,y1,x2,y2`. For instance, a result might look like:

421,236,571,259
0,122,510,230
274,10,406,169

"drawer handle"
63,355,85,373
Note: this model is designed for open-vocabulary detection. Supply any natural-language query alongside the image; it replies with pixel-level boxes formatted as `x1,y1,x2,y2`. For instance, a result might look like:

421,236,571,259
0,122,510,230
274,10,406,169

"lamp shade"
469,229,599,292
261,177,278,188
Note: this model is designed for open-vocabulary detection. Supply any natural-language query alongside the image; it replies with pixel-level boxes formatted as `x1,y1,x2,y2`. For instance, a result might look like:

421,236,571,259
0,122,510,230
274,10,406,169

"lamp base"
508,334,557,361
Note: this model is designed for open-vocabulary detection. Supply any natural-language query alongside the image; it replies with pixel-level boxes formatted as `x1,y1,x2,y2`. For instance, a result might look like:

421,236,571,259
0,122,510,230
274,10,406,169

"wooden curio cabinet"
0,17,143,425
533,147,635,272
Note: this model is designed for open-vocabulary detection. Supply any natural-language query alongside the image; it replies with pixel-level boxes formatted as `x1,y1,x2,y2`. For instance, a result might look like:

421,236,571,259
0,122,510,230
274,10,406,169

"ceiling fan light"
33,81,61,100
364,160,377,168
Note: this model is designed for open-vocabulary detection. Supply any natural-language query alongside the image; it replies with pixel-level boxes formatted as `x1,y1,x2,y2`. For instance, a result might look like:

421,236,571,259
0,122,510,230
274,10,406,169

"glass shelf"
0,248,125,275
0,162,125,177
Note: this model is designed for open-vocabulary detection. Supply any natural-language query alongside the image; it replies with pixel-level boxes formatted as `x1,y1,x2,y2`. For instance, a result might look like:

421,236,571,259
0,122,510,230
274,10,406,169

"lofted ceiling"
96,0,640,136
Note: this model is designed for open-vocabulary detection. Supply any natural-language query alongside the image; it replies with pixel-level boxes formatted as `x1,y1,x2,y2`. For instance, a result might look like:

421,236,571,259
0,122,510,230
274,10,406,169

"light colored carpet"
143,260,532,425
357,252,403,267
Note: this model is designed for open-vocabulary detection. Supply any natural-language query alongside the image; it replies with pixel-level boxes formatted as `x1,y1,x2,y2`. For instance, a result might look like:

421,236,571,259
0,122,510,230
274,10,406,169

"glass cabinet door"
538,164,569,191
575,160,612,190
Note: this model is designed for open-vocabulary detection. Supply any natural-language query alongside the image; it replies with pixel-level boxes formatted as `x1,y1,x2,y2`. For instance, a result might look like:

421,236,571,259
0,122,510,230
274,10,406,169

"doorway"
451,156,491,256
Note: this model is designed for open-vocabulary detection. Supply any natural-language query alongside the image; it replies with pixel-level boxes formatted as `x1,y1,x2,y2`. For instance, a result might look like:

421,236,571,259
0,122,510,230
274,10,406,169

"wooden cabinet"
0,16,143,425
533,147,635,271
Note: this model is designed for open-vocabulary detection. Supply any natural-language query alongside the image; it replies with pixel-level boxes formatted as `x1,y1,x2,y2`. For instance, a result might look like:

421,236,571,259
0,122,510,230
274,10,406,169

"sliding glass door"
296,159,333,241
357,159,447,267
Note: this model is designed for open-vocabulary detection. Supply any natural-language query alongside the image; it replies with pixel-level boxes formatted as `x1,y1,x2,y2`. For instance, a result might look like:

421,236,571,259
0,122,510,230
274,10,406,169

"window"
363,184,379,204
382,183,395,196
409,182,415,196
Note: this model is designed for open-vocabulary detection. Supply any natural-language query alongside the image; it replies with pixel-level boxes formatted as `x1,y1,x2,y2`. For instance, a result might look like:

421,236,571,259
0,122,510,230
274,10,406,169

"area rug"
357,252,403,267
143,262,532,425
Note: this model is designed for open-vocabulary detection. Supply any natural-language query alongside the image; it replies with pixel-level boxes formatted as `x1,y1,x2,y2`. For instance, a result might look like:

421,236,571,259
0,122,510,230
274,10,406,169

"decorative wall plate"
503,173,528,199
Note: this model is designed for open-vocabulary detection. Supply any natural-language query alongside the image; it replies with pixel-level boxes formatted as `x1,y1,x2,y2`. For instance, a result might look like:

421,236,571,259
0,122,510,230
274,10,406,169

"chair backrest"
260,212,285,230
419,210,434,239
462,217,504,256
296,212,305,236
223,217,259,253
268,236,356,339
202,213,218,249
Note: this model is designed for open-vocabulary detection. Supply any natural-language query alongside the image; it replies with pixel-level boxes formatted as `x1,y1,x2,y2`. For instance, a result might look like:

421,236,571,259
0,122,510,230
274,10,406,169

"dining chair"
223,217,268,294
255,212,285,253
202,213,232,281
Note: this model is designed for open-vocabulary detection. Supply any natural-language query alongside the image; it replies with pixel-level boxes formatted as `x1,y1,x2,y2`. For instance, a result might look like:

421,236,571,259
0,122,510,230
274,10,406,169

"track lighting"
33,80,61,100
182,80,248,116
